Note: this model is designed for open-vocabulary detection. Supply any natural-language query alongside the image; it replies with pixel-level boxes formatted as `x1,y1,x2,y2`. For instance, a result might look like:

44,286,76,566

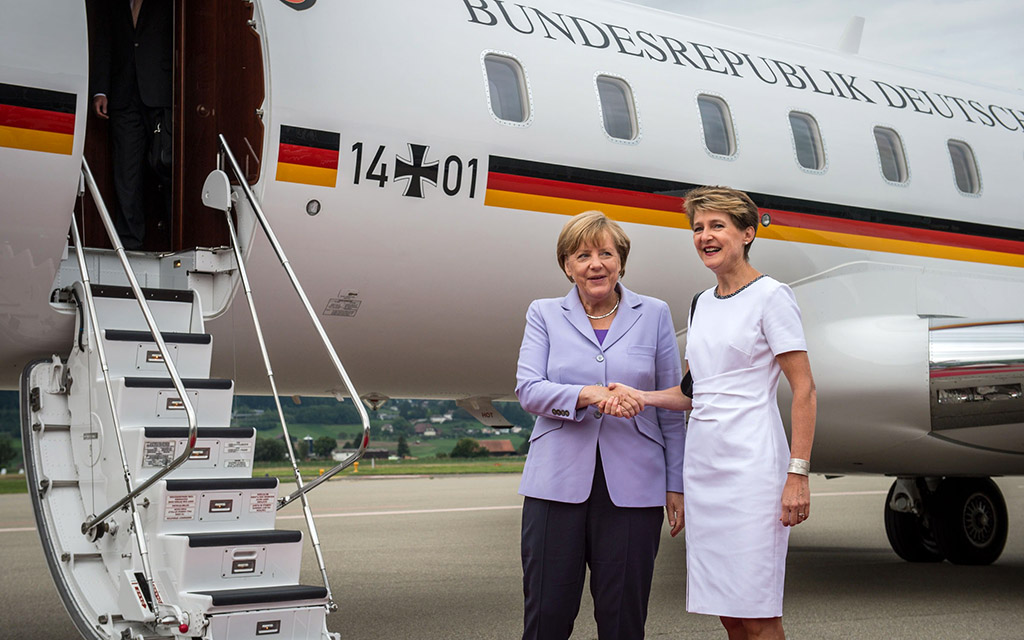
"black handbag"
680,291,703,398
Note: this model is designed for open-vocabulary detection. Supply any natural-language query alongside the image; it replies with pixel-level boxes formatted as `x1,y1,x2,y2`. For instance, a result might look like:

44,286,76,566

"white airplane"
2,0,1023,638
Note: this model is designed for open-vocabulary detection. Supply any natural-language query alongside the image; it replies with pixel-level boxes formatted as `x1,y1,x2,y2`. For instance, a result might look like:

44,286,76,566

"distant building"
478,440,516,456
429,413,453,424
413,422,437,437
380,423,394,433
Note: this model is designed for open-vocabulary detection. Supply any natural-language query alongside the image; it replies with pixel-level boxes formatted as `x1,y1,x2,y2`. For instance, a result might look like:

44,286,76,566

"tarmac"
2,473,1022,639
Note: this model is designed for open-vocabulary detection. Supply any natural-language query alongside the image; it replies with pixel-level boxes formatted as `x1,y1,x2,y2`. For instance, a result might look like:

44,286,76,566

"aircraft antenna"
838,16,865,54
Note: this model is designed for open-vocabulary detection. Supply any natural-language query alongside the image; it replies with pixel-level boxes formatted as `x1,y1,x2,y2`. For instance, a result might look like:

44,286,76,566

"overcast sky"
625,0,1024,91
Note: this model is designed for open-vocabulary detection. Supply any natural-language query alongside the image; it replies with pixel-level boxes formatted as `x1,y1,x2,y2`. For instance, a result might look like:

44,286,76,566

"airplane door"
80,0,265,252
175,1,265,251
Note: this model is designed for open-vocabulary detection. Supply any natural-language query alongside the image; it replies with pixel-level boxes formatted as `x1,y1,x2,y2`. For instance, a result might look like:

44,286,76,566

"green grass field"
0,473,27,495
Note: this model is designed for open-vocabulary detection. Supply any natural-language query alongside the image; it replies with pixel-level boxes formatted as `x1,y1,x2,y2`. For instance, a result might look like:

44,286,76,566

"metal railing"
72,160,197,628
78,160,200,534
212,134,373,609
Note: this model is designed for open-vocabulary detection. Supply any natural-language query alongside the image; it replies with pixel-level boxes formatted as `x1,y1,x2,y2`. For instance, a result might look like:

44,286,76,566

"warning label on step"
144,440,176,467
165,494,196,520
250,492,275,513
224,441,252,454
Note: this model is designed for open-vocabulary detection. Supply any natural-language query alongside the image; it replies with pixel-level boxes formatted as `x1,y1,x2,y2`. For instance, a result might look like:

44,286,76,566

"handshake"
595,382,647,418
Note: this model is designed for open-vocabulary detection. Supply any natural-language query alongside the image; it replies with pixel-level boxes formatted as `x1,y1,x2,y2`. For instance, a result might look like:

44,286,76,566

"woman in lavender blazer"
516,211,686,640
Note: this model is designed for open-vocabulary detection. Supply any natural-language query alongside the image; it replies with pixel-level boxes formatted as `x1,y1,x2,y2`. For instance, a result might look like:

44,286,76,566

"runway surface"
2,474,1023,639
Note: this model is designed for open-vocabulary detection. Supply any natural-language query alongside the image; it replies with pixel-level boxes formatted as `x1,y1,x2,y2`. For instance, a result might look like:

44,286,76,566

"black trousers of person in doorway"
521,453,663,640
109,84,171,250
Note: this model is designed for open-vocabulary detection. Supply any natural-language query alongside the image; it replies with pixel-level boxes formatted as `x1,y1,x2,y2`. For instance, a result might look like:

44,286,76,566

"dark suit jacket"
91,0,173,109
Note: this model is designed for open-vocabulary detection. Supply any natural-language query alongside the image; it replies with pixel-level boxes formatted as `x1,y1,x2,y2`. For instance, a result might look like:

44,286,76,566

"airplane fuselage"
2,0,1023,478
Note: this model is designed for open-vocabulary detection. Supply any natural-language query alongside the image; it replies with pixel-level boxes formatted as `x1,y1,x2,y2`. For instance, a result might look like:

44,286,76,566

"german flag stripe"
0,82,76,114
485,156,1024,268
278,143,338,170
0,124,74,155
0,103,75,135
0,83,76,155
276,162,337,188
279,125,339,152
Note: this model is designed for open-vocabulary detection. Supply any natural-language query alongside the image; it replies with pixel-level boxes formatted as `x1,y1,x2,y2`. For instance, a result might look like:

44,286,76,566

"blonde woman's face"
564,232,620,305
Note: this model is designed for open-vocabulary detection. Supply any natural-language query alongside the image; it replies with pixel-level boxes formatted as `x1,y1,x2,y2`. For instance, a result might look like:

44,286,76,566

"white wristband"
787,458,810,476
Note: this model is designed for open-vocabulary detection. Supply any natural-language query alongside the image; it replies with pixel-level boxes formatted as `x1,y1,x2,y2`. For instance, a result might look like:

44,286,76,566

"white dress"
682,276,807,618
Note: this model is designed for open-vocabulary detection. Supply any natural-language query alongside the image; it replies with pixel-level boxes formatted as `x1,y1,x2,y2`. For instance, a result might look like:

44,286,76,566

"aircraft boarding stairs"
21,142,365,640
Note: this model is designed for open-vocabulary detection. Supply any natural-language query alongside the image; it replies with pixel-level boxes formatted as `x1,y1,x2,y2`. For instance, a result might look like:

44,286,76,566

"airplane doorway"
82,0,264,252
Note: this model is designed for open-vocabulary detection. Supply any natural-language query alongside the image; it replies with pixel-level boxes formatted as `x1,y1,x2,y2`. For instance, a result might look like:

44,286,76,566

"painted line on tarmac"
278,505,523,520
0,526,37,533
279,490,889,521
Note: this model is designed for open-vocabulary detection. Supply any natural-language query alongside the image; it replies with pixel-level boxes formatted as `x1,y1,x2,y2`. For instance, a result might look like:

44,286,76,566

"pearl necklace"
585,296,620,320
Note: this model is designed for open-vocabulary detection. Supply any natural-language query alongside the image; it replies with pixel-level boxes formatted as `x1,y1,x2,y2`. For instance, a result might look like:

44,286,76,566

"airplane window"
947,140,980,194
484,54,529,124
873,126,908,183
789,111,825,171
596,76,638,141
697,95,735,156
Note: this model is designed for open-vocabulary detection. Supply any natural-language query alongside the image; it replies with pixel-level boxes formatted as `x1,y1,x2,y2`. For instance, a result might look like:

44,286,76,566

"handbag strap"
688,290,703,325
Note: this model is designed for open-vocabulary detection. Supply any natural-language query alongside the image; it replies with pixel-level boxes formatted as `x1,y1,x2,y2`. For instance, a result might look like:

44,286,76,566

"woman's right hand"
598,382,646,417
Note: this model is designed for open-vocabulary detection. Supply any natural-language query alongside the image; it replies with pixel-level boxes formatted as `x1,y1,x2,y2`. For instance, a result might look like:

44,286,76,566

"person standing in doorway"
91,0,173,250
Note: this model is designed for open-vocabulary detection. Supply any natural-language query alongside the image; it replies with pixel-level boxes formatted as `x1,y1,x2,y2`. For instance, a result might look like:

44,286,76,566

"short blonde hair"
556,211,630,282
683,186,759,260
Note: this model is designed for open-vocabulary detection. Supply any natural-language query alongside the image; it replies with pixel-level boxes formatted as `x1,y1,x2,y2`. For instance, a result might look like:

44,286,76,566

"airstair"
21,138,368,639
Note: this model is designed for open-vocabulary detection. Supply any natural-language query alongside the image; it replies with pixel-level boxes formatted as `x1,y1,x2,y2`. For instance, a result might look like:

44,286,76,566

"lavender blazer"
516,284,686,508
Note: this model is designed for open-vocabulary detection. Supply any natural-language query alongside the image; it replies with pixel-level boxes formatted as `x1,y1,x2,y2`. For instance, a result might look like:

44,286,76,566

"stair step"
144,426,254,439
91,285,194,303
110,377,234,428
162,530,304,592
165,477,278,492
90,285,198,334
100,330,213,379
184,530,302,548
150,476,279,534
105,329,211,345
195,585,328,607
123,426,256,482
124,377,232,390
204,604,329,638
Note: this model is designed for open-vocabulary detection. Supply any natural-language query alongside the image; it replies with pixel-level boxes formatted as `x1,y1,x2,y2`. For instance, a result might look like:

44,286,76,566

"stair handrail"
215,134,371,509
215,182,338,610
78,159,200,544
67,210,163,624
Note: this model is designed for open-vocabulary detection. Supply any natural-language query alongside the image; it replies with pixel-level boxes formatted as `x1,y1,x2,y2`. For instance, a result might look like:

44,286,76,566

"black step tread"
182,529,302,548
144,426,255,439
166,477,277,492
124,377,232,389
105,329,211,345
193,585,327,607
91,284,194,303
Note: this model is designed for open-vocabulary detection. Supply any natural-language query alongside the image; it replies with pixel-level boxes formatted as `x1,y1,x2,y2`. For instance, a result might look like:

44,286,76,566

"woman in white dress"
601,186,816,640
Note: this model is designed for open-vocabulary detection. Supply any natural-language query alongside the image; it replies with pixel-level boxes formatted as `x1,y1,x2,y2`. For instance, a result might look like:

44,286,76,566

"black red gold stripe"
485,156,1024,268
0,83,75,155
276,125,339,187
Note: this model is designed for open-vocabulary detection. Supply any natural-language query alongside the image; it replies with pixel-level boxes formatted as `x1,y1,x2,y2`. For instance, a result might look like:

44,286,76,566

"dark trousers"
110,85,171,249
521,456,663,640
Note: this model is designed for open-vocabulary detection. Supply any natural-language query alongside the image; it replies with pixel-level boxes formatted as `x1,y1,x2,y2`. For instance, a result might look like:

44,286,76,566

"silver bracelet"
787,458,810,476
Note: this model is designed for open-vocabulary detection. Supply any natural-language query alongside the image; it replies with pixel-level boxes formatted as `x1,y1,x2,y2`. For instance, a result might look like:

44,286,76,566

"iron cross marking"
394,144,439,198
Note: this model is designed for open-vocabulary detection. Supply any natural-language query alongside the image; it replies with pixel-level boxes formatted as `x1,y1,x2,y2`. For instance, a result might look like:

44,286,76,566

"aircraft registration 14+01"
1,0,1023,625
